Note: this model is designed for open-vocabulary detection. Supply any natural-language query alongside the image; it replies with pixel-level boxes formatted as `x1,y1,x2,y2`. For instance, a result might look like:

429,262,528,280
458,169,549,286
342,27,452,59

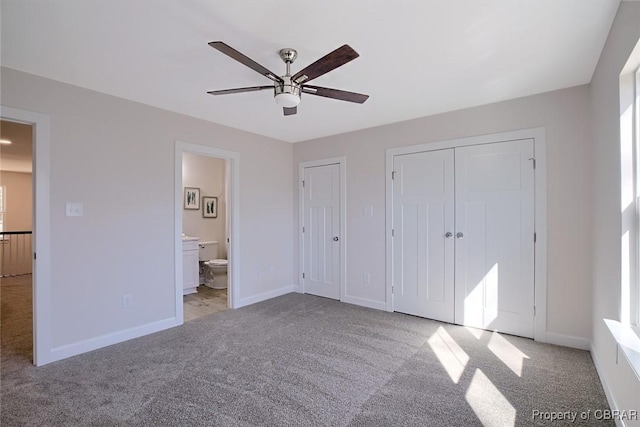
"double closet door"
392,139,535,338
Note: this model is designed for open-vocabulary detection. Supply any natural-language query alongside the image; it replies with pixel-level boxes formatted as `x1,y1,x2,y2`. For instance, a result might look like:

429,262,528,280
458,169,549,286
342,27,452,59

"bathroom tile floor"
183,286,228,322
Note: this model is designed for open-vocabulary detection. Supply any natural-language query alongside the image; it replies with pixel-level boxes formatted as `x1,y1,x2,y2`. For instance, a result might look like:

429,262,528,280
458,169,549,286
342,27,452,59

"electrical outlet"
363,272,371,283
122,294,132,308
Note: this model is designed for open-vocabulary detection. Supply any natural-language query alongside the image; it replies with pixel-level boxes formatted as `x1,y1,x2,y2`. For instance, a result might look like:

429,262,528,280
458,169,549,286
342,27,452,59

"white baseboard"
342,295,386,311
48,317,180,365
291,284,303,293
590,345,627,427
544,332,591,350
235,285,295,308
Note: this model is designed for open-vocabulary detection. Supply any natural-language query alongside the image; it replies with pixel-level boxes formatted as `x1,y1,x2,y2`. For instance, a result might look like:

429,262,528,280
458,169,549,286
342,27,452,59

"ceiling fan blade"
292,45,359,84
302,85,369,103
207,86,273,95
209,41,283,83
283,107,297,116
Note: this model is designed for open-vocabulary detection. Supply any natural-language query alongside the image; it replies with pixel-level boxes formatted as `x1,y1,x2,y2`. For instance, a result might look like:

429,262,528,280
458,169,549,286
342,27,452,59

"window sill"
604,319,640,380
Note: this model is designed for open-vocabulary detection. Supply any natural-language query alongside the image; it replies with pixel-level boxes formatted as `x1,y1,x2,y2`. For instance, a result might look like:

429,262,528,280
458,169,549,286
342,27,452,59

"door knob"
333,236,339,241
456,232,464,239
445,232,453,238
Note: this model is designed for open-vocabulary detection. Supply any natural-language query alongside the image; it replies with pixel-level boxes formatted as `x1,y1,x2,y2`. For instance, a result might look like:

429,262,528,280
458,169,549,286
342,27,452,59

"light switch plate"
66,202,84,217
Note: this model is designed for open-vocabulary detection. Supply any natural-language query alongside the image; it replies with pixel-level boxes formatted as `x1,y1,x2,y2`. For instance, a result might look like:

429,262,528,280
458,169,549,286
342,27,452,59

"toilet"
198,241,228,290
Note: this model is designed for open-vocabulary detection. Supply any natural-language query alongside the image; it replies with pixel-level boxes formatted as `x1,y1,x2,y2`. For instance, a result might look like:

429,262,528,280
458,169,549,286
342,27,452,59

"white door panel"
454,139,535,338
393,150,455,322
391,139,535,338
303,164,340,300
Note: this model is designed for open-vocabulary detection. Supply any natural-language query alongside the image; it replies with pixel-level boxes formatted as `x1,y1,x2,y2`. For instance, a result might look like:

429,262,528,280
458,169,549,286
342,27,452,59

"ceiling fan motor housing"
274,75,301,108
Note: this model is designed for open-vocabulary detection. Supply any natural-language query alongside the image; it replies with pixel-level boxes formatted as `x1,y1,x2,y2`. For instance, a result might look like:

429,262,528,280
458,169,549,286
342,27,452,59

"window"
635,66,640,328
622,58,639,329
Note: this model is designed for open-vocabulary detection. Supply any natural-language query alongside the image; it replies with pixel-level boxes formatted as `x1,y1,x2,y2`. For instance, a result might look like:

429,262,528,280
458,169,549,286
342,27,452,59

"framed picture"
203,196,218,218
184,187,200,210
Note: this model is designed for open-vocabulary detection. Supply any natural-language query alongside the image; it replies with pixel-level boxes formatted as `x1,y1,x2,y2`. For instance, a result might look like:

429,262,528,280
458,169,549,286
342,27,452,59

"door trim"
1,106,52,366
385,128,547,342
174,141,240,318
298,157,346,301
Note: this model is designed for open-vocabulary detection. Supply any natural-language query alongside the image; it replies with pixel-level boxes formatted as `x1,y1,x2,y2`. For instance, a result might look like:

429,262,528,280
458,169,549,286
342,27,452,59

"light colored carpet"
1,279,611,426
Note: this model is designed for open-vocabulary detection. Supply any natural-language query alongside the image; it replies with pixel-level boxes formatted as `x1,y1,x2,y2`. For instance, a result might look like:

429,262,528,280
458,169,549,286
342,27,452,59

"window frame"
635,66,640,329
0,185,5,235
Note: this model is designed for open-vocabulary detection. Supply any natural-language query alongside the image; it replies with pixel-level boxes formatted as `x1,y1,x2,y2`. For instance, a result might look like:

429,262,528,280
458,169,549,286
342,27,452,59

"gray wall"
1,67,294,352
294,84,593,342
590,0,640,416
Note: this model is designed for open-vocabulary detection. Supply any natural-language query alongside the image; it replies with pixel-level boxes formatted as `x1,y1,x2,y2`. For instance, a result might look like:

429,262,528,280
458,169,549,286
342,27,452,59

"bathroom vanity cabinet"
182,237,199,295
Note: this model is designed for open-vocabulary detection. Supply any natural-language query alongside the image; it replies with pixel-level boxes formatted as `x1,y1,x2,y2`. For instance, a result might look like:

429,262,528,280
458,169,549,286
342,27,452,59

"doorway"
387,129,547,340
299,158,346,301
181,152,228,321
175,141,239,323
0,120,34,363
0,106,51,366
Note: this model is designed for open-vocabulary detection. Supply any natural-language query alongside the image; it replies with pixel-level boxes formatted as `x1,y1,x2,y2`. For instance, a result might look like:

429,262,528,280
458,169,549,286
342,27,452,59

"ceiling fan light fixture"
274,92,300,108
274,75,301,108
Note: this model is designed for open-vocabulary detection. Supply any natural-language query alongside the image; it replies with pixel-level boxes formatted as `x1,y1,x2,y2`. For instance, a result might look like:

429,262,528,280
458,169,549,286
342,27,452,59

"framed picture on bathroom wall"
184,187,200,210
203,196,218,218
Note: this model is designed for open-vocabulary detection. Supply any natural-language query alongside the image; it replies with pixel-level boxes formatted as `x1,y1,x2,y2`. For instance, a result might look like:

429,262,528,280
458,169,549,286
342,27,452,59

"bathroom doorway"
174,141,239,323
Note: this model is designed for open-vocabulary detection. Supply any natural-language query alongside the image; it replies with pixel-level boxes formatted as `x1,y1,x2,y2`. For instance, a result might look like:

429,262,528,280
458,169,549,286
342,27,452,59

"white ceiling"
1,0,620,143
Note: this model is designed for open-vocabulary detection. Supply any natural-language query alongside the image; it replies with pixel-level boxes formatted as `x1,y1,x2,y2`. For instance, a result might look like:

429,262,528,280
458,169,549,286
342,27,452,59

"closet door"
392,149,455,322
454,139,535,338
302,163,341,300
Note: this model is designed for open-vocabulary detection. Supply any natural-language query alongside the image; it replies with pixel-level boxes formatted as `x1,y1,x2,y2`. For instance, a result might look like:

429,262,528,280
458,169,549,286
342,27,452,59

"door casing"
174,141,240,315
385,128,547,342
1,105,52,366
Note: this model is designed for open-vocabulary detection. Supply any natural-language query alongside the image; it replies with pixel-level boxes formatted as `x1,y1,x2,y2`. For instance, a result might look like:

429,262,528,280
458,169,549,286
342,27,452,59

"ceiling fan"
207,41,369,116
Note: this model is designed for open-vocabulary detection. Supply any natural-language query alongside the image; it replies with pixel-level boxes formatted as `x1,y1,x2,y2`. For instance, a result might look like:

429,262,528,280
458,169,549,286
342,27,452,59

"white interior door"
302,164,341,300
392,150,455,322
454,139,535,338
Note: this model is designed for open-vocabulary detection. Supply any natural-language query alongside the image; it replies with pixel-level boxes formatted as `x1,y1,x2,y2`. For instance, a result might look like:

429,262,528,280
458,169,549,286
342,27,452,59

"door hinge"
392,229,394,237
534,306,536,317
33,252,36,260
302,272,305,279
302,180,305,187
529,157,536,169
302,226,305,233
391,171,396,180
392,284,395,294
534,232,537,243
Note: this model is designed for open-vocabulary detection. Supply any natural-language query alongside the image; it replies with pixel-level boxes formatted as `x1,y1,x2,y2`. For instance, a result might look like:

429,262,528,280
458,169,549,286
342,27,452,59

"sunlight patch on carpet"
427,326,469,383
465,368,516,427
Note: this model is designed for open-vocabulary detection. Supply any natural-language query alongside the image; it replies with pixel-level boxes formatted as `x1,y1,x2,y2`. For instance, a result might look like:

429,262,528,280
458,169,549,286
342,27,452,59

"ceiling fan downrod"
275,48,301,108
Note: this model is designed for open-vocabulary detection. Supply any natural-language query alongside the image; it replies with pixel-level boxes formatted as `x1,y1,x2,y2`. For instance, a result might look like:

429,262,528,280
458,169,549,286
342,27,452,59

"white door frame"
1,105,52,366
385,128,548,342
174,141,240,320
298,157,347,301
